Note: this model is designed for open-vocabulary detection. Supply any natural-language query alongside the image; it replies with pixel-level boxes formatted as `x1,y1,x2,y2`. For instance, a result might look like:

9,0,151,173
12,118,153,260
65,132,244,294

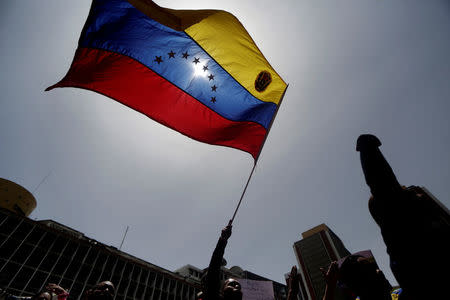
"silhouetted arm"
286,266,299,300
356,135,402,200
320,262,338,300
203,222,232,300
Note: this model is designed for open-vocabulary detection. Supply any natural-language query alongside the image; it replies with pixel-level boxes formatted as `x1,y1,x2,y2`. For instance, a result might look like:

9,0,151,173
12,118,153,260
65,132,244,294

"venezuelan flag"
47,0,287,159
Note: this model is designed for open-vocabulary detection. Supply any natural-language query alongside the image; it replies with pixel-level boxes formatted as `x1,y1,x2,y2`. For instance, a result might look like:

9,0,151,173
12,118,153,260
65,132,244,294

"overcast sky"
1,0,449,286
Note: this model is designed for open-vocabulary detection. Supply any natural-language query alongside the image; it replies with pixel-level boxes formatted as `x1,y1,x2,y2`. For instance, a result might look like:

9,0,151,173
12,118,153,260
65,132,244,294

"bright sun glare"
192,59,209,78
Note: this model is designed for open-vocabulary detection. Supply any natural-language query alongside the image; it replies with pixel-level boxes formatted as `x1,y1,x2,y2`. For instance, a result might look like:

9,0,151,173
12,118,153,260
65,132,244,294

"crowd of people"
1,281,114,300
2,134,448,300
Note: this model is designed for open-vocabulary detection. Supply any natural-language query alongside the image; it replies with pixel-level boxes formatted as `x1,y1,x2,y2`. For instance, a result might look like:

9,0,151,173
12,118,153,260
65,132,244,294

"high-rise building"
292,224,351,300
0,208,201,300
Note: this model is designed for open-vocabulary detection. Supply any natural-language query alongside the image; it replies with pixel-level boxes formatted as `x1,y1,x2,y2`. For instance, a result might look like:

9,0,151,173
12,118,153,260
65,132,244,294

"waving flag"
47,0,287,159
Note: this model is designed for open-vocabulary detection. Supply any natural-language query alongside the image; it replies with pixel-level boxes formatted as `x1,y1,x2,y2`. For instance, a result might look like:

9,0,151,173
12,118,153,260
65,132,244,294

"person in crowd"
0,289,32,300
338,255,393,300
43,284,68,300
320,256,396,300
356,134,449,299
82,281,115,300
1,284,68,300
30,292,51,300
286,266,300,300
202,221,242,300
221,278,242,300
320,261,339,300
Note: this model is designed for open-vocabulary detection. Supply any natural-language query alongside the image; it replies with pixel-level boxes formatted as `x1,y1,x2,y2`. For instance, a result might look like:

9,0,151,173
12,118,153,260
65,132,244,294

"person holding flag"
201,221,242,300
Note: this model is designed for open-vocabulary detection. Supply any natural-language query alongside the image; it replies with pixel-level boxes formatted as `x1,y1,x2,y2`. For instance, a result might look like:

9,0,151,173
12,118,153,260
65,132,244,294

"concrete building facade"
0,208,200,300
0,207,286,300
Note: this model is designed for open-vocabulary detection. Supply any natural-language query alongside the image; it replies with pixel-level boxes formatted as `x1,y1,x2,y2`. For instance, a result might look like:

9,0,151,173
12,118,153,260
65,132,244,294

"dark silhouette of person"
320,262,339,300
43,284,68,300
30,292,51,300
286,266,300,300
82,281,115,300
320,257,396,300
202,221,242,300
222,278,242,300
1,283,68,300
356,134,450,299
338,255,393,300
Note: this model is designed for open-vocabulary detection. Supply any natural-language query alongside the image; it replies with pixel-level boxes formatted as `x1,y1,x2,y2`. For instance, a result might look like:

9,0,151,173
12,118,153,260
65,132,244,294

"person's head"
32,291,52,300
339,255,392,300
222,278,242,300
44,283,69,300
83,281,115,300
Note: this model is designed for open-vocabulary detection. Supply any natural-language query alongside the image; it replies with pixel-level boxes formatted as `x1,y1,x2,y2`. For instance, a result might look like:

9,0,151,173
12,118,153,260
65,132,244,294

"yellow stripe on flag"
184,11,287,105
128,0,287,105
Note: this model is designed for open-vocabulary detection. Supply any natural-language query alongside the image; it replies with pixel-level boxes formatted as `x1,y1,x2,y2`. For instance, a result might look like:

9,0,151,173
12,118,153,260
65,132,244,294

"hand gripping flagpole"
230,84,289,224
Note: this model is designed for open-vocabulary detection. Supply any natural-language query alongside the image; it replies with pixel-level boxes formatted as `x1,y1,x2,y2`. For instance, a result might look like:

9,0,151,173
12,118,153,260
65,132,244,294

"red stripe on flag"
47,48,266,159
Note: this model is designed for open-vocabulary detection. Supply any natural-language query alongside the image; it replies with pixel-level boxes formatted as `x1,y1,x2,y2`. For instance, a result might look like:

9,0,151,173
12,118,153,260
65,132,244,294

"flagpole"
230,84,289,224
230,163,257,223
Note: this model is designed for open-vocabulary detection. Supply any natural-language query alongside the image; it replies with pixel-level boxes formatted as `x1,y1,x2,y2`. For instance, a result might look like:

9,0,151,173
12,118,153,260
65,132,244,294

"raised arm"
356,134,402,200
203,221,232,300
320,262,338,300
286,266,300,300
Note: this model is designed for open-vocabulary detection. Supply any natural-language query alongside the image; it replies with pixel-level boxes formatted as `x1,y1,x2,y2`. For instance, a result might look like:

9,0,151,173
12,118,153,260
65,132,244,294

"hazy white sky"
1,0,449,286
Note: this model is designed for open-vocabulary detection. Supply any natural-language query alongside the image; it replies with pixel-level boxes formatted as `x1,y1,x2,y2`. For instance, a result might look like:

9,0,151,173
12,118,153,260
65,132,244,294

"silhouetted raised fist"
356,134,450,299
